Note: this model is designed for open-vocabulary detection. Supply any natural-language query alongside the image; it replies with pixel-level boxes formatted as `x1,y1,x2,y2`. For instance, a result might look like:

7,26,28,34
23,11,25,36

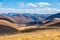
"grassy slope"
0,28,60,40
0,20,21,30
0,20,60,40
0,20,39,30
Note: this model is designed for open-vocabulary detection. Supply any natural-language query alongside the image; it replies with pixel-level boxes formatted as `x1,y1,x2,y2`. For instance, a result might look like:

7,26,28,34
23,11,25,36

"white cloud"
0,7,60,14
38,2,51,5
18,2,51,8
0,2,59,14
37,2,51,7
27,3,37,7
0,8,20,13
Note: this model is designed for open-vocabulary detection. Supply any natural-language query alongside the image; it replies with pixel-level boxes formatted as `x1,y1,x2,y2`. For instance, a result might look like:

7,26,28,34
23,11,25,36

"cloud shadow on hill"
0,24,19,35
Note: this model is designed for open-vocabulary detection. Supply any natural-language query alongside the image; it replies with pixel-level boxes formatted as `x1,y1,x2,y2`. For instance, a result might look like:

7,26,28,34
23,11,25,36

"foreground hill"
0,24,18,33
0,20,21,30
0,20,40,31
0,27,60,40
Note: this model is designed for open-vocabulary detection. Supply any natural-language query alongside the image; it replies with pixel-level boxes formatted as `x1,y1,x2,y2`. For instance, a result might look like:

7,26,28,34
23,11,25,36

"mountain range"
43,13,60,27
0,13,60,32
0,13,60,26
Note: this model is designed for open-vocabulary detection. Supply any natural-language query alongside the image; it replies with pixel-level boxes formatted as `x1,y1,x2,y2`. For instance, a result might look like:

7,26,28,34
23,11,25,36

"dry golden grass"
0,20,19,28
0,20,28,30
0,27,60,40
0,20,60,40
0,20,38,31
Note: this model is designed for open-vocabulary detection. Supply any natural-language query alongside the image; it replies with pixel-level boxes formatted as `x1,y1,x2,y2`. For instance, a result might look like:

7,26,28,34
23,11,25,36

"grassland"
0,19,60,40
0,27,60,40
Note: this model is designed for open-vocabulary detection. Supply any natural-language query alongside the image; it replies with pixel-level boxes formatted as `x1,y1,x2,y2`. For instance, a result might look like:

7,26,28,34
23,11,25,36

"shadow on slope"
0,24,59,35
0,18,14,23
26,21,43,26
20,28,58,33
0,15,14,23
0,24,19,34
43,18,60,27
48,22,60,26
45,13,60,20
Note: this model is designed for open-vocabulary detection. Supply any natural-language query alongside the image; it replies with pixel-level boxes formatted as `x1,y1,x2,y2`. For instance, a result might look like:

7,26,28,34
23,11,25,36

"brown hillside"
16,14,34,23
0,14,34,24
0,20,38,31
0,15,15,23
43,18,60,27
0,20,21,30
0,24,18,34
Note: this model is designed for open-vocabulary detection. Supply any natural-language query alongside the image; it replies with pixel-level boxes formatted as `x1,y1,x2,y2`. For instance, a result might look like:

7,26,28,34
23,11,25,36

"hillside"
0,24,18,33
0,15,14,23
0,20,21,30
43,18,60,27
0,28,60,40
45,13,60,20
0,13,60,40
0,14,34,24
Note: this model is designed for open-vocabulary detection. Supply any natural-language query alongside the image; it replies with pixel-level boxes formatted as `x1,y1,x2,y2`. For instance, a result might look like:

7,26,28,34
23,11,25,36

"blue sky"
0,0,60,14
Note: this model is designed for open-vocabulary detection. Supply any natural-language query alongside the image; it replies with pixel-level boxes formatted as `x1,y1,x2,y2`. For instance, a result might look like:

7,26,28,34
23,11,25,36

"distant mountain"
23,13,39,20
26,21,43,26
1,13,19,16
16,14,34,24
0,13,53,26
0,14,34,24
0,13,60,27
33,14,51,18
45,13,60,20
1,13,52,20
43,13,60,27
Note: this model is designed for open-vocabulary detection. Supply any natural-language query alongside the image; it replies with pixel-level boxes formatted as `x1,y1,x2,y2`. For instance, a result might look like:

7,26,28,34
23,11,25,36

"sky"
0,0,60,14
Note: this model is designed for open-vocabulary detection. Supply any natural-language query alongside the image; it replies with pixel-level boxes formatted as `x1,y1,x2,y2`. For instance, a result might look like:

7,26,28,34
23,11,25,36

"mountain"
0,14,34,24
0,12,60,33
15,14,34,24
43,18,60,27
23,13,39,20
43,13,60,27
0,13,54,26
33,14,51,18
1,13,19,16
0,15,14,23
26,21,43,26
1,13,41,24
45,13,60,20
1,13,52,21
